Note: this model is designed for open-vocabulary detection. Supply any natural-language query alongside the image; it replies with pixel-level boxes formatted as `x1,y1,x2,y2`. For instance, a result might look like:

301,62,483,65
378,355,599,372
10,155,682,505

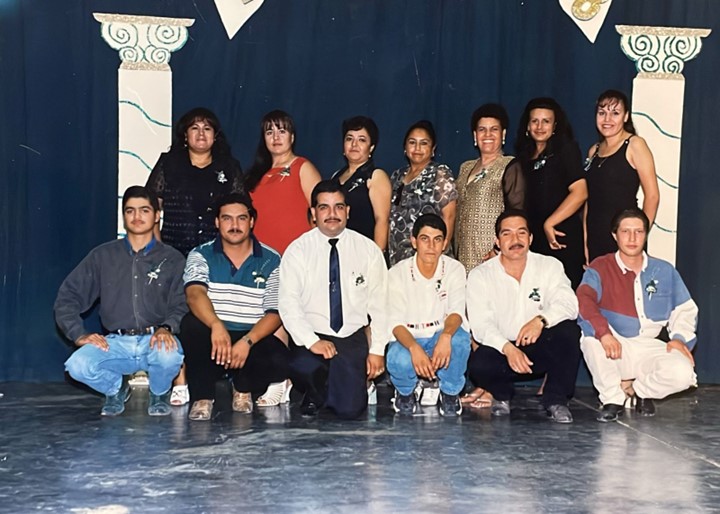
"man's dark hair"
310,180,347,207
494,209,531,237
214,193,257,221
122,185,159,212
412,213,447,239
611,207,649,234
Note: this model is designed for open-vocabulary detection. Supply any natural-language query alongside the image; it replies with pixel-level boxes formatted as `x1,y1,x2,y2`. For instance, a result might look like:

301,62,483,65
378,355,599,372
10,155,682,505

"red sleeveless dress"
250,157,312,254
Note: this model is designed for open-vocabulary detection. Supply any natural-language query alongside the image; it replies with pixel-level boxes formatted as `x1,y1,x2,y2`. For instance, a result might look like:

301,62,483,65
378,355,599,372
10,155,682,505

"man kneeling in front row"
578,208,698,422
55,186,186,416
466,209,581,423
386,214,470,416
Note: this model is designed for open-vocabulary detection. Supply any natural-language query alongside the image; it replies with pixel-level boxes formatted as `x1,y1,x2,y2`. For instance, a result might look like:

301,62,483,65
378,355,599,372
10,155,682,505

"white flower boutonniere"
216,170,228,183
147,258,167,284
645,279,658,300
252,270,266,288
279,166,291,179
529,288,541,302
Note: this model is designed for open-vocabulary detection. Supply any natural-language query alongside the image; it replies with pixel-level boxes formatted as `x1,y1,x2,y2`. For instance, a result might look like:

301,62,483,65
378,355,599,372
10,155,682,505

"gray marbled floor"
0,381,718,514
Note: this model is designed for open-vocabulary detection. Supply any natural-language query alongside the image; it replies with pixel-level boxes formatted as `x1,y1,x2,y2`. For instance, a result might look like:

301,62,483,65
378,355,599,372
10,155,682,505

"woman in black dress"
331,116,391,253
515,98,587,288
584,90,659,262
146,107,243,257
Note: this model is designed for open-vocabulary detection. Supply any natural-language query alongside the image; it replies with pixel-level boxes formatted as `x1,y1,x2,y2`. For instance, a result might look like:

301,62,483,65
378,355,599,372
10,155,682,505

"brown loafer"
188,399,214,421
232,391,253,414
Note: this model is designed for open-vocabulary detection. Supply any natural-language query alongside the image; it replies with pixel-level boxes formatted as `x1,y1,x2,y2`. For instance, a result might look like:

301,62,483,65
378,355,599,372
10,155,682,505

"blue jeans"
65,334,183,396
386,328,470,396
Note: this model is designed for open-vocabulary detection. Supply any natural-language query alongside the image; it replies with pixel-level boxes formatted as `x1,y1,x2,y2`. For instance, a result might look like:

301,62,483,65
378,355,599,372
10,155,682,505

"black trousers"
467,319,581,407
180,312,289,401
289,328,368,420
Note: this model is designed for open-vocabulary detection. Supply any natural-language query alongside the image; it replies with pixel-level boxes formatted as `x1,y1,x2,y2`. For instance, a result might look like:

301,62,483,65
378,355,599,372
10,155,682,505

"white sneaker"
170,384,189,406
420,380,440,406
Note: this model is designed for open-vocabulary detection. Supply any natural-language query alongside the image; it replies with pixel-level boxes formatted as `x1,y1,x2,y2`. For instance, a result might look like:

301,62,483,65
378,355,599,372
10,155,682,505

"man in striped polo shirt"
180,193,289,421
578,208,698,422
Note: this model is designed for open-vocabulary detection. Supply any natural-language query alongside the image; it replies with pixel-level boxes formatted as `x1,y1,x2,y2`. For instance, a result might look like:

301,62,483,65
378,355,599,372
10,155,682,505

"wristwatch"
536,315,548,328
158,324,173,334
243,335,254,347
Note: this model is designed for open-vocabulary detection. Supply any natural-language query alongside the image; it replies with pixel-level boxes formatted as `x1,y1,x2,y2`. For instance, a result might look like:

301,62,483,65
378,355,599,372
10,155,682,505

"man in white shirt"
466,209,581,423
279,181,389,419
386,214,470,416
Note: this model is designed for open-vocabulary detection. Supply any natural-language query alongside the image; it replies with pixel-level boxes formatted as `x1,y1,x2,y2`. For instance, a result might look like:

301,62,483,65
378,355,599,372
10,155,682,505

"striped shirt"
184,236,281,331
577,252,698,349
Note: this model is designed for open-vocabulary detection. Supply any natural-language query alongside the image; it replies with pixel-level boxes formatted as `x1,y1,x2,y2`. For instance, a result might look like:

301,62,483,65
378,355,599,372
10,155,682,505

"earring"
473,140,477,147
502,138,506,145
369,153,372,158
525,130,529,137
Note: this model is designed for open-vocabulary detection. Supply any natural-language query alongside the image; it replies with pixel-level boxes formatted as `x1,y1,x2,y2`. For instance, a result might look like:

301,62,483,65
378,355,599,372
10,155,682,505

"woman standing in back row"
584,90,659,262
515,98,587,289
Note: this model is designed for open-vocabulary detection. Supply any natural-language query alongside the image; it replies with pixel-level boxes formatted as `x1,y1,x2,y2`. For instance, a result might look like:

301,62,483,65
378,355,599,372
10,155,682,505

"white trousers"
581,334,697,406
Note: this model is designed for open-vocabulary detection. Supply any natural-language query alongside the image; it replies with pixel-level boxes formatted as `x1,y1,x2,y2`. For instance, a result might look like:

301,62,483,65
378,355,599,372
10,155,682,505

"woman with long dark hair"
584,90,659,262
515,97,587,288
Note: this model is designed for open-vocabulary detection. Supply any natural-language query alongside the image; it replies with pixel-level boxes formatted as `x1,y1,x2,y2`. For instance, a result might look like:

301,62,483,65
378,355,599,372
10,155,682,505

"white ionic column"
616,25,711,264
93,13,194,235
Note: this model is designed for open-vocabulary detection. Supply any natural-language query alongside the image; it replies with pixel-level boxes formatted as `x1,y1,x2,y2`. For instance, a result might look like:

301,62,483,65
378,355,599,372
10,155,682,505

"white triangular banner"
559,0,613,44
215,0,265,40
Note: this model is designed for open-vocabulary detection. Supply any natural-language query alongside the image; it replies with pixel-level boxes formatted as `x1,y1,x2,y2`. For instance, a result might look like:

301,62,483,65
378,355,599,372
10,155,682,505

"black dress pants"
180,312,289,401
467,319,581,407
289,328,368,420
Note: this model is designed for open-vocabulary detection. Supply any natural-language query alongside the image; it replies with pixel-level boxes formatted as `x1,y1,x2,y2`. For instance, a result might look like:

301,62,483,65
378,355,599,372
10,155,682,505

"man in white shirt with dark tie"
279,180,389,419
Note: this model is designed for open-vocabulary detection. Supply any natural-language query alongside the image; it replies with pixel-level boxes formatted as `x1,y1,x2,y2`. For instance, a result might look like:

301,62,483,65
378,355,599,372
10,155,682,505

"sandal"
468,391,493,409
460,387,487,405
170,384,189,406
232,390,253,413
188,399,213,421
256,380,293,407
461,388,493,409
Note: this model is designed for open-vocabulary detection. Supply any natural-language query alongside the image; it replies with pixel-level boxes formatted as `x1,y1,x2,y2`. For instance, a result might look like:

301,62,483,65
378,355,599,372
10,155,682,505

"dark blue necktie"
329,238,344,332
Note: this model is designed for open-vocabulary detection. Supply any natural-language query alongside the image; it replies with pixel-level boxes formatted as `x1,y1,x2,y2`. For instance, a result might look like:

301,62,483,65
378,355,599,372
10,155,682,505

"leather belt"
115,327,157,336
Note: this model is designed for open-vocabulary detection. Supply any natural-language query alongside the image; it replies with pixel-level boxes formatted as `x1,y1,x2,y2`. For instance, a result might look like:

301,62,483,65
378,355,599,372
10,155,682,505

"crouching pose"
386,214,470,416
55,186,186,416
181,194,289,421
466,209,581,423
578,208,698,422
279,181,389,420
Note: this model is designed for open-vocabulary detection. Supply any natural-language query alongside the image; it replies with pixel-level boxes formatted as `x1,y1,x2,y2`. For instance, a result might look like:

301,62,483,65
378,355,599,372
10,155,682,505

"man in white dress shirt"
466,209,581,423
279,180,389,419
386,214,470,416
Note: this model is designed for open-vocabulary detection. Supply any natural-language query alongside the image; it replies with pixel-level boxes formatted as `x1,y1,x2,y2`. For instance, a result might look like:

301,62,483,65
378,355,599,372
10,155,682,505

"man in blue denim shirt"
55,186,187,416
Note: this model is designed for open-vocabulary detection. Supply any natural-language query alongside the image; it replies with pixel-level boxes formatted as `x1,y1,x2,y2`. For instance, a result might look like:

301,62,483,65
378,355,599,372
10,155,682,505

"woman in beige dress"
455,103,525,273
455,103,525,409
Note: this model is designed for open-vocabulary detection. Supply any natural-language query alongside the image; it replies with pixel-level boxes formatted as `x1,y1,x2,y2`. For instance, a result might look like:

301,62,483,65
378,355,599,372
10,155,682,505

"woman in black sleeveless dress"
584,90,659,262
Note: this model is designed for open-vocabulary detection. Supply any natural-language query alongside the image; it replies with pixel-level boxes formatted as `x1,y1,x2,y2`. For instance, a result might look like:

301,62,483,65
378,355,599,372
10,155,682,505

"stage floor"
0,382,718,513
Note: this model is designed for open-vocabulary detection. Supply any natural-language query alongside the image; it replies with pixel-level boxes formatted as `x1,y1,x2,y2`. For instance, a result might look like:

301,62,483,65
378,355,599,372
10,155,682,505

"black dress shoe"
635,396,656,416
597,403,624,422
300,396,320,417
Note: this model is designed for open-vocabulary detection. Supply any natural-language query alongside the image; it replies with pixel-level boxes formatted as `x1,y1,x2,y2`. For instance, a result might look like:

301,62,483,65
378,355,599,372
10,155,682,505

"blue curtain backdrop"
1,1,718,382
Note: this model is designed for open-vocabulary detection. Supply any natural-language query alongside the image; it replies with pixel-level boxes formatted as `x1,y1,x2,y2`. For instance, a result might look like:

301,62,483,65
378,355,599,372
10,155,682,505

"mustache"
324,217,341,223
227,229,244,234
509,243,524,250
